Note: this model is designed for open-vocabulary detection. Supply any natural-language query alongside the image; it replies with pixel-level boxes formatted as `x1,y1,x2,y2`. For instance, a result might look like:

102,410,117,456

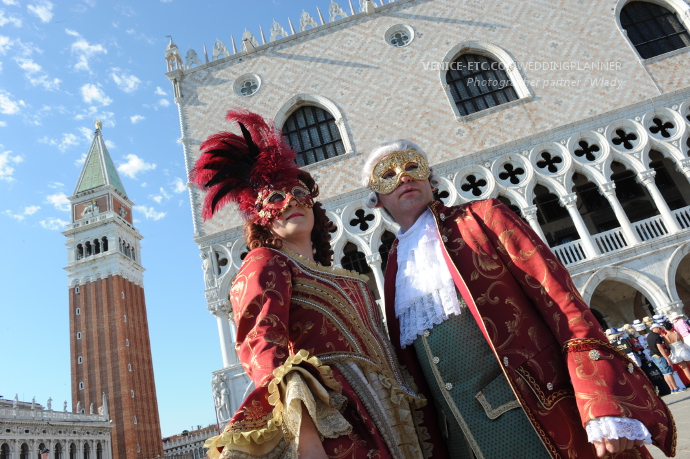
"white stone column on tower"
559,193,599,258
598,181,641,245
521,205,548,243
637,170,681,233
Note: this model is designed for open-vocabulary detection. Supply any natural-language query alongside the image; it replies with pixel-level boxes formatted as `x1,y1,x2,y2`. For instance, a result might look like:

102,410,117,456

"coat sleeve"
204,248,350,459
469,199,674,452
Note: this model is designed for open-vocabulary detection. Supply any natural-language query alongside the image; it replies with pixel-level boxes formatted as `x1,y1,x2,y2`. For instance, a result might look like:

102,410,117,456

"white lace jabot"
395,209,462,348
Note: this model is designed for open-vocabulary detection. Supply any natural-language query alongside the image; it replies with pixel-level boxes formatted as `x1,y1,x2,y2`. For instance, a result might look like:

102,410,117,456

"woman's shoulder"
239,247,292,272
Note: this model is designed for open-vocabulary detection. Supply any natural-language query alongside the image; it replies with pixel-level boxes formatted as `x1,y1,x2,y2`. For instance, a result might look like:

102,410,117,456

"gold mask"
370,150,431,195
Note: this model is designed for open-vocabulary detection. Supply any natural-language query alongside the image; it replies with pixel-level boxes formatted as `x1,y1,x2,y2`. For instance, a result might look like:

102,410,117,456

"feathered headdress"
189,109,303,224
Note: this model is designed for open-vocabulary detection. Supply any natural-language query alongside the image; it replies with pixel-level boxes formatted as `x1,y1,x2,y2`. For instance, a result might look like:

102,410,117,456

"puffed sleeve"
470,200,674,453
204,248,351,459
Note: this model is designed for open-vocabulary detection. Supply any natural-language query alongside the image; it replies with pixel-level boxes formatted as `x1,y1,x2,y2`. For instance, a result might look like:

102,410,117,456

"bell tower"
63,122,163,459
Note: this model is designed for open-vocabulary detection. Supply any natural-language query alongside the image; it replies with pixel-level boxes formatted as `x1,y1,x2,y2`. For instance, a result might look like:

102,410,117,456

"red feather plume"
189,108,301,222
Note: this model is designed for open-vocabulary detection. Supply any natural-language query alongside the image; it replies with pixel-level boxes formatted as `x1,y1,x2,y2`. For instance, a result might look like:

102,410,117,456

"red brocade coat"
383,200,676,459
205,247,448,459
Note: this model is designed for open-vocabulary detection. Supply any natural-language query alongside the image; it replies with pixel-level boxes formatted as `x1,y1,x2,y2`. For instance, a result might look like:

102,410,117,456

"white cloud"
39,133,80,152
150,187,170,204
0,10,22,27
75,152,87,166
136,205,165,220
0,89,22,114
78,126,92,140
130,115,144,124
15,57,61,90
172,177,186,193
0,121,5,127
0,149,22,181
104,140,115,149
27,1,53,23
110,67,140,93
158,99,170,108
46,192,70,211
80,83,112,106
154,86,167,96
0,36,12,54
4,205,40,221
40,217,69,230
117,154,156,179
2,0,20,6
67,29,106,72
47,181,64,189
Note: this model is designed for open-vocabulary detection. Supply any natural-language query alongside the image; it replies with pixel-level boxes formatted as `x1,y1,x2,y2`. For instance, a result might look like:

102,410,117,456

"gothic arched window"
446,53,518,116
282,106,345,166
621,1,690,59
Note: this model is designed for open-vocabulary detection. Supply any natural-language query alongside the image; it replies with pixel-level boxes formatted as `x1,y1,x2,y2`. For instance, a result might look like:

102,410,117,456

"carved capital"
636,170,656,186
559,193,578,207
522,205,539,219
207,299,230,315
599,181,616,196
366,252,382,265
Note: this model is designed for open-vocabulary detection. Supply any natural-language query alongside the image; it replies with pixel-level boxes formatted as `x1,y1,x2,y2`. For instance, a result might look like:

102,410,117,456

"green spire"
74,126,128,197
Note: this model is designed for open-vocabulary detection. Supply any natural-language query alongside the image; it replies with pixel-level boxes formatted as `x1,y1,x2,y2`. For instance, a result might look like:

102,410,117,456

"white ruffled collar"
395,209,462,347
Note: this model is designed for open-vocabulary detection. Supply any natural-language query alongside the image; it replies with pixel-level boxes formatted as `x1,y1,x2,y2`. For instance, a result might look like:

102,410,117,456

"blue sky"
0,0,350,437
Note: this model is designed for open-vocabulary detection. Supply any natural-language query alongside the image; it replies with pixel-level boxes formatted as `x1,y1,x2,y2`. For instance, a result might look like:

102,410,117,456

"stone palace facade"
165,0,690,423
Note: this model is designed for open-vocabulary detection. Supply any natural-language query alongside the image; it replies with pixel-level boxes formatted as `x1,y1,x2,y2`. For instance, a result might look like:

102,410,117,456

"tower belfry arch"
62,122,163,459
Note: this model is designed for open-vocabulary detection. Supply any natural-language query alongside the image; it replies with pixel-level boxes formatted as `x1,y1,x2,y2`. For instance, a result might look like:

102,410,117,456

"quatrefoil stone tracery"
574,140,600,162
648,117,674,138
498,163,525,185
536,152,563,173
612,129,638,150
460,175,488,196
349,208,375,231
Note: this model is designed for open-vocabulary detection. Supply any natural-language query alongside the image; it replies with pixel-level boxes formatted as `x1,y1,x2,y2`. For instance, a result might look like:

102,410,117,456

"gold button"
433,357,440,364
423,330,430,337
628,363,634,373
440,213,446,221
442,235,448,242
445,382,453,391
546,382,553,391
503,357,509,367
589,350,601,361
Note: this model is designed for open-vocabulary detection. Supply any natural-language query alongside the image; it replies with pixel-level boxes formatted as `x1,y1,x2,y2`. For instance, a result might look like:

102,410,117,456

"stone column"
598,181,640,245
637,170,681,233
521,206,548,243
365,252,385,306
209,300,237,368
559,193,599,258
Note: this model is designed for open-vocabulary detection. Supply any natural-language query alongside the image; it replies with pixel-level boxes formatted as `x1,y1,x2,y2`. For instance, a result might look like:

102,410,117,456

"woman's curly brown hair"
244,171,336,266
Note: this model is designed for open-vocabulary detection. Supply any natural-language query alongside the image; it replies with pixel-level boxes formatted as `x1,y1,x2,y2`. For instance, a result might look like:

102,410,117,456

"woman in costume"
190,110,442,459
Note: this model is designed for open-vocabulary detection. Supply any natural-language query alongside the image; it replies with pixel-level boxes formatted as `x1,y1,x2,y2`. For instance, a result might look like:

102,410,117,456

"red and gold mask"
255,181,314,223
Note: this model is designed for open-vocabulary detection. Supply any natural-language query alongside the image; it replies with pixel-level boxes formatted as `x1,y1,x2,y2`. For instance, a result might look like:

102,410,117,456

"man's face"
376,173,435,225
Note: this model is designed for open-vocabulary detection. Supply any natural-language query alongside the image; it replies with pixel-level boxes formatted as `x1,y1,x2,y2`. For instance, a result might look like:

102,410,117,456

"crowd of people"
606,313,690,394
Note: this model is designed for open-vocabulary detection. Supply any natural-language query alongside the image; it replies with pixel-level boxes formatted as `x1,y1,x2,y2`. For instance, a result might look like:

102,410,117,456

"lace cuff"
585,417,652,444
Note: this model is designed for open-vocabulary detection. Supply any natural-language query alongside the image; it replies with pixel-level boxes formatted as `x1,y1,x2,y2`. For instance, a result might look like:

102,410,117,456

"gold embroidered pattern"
474,391,521,420
515,365,572,410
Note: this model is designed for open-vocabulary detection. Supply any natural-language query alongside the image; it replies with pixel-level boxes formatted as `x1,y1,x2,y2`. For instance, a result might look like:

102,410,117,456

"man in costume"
361,139,676,458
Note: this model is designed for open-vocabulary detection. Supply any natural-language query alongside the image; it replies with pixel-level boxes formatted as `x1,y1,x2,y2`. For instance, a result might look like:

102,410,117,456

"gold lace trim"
204,350,343,458
279,247,369,282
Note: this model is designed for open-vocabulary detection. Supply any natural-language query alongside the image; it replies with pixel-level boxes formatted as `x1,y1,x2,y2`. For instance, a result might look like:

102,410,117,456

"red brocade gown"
204,247,439,459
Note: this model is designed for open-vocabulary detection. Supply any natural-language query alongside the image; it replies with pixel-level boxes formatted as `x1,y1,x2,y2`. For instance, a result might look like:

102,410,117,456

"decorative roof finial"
95,120,102,131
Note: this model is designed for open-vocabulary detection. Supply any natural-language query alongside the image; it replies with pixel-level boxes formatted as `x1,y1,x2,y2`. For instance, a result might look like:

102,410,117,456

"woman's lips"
286,212,304,220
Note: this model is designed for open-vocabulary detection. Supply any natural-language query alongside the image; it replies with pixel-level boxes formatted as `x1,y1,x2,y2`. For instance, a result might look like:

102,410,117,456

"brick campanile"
63,122,163,459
